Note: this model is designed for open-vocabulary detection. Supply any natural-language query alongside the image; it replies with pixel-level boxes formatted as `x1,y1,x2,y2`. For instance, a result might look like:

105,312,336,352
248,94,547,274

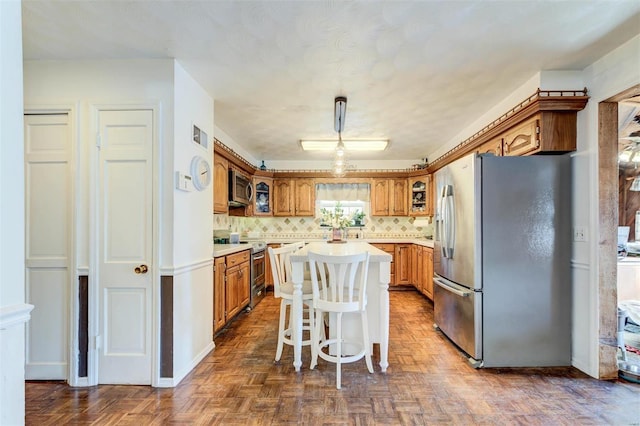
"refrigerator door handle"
434,275,471,297
442,185,454,258
438,186,447,258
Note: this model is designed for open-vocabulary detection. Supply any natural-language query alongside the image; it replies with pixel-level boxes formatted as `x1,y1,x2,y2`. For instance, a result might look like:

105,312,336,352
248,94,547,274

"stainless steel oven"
249,242,266,309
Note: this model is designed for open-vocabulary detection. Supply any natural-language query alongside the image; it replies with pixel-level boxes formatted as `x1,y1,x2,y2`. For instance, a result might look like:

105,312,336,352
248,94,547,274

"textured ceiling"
21,1,640,163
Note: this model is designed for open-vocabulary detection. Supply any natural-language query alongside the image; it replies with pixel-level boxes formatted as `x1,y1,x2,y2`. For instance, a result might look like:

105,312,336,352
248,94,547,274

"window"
317,200,367,228
315,183,370,228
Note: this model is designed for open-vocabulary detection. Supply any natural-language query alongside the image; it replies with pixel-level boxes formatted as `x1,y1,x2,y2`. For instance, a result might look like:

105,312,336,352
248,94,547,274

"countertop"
213,237,434,257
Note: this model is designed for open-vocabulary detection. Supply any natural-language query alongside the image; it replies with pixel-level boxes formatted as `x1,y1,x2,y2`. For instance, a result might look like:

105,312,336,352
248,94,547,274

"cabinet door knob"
134,264,148,274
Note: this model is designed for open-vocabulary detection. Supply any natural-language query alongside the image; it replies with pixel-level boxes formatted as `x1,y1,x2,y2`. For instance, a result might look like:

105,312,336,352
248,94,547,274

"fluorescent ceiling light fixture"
300,140,388,151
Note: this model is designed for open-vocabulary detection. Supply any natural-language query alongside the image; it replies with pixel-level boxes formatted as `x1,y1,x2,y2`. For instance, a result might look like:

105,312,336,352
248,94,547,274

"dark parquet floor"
26,290,640,425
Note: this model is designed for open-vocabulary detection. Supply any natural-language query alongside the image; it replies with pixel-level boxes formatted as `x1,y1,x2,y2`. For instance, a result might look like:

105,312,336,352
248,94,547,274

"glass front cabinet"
408,175,432,216
253,177,273,216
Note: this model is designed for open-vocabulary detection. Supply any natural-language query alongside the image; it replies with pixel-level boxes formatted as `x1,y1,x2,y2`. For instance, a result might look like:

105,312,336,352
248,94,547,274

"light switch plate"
573,226,587,242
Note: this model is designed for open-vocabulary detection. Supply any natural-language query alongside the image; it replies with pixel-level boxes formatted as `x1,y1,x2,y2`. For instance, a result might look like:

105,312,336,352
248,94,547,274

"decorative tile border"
214,214,433,239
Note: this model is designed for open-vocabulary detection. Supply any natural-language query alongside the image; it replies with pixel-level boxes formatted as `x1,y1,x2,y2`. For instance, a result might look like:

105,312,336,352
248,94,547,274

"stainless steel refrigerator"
433,153,572,367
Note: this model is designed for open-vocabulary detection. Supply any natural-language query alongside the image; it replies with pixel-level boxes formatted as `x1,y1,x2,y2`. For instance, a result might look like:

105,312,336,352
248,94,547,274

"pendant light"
333,96,347,176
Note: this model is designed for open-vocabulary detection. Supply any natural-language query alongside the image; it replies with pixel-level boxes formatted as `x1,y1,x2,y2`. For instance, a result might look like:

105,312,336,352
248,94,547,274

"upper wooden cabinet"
371,178,408,216
253,177,273,216
408,174,432,216
371,179,389,216
294,179,315,216
273,178,315,216
477,137,503,156
213,155,229,214
503,116,540,156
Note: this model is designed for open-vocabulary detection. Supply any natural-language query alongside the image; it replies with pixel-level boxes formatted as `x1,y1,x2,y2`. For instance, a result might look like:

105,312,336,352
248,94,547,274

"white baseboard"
156,341,215,388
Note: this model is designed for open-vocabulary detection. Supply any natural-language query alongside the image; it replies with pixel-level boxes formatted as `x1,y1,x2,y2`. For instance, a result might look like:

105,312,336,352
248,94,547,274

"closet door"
24,113,71,380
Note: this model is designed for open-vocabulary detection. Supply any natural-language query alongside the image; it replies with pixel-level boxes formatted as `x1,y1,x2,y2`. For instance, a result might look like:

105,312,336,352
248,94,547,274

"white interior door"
97,109,153,384
24,113,71,380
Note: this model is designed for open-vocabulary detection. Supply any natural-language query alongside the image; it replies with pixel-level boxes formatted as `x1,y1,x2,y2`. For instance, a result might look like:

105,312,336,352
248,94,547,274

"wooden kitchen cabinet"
371,179,408,216
225,250,251,321
477,137,503,156
273,178,315,216
503,116,539,157
213,155,229,214
273,179,294,216
394,243,412,286
408,175,432,216
213,249,250,334
371,179,389,216
294,178,315,216
213,256,226,332
503,112,578,156
422,247,434,300
413,244,424,292
370,243,395,286
253,177,273,216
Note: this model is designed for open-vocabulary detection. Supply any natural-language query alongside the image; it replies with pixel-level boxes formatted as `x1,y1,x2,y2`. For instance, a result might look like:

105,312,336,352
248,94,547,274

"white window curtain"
315,183,370,201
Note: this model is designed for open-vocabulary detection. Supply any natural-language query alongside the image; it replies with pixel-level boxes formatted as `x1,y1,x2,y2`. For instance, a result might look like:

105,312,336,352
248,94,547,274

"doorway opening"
598,84,640,379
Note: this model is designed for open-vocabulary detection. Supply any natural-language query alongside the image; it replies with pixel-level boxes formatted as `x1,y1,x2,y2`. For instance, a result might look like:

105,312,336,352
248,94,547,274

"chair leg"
361,311,374,373
310,308,321,370
275,299,287,362
336,312,342,390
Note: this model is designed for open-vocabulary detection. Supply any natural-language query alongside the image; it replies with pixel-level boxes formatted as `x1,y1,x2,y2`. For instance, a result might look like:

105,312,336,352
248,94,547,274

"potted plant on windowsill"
352,210,365,227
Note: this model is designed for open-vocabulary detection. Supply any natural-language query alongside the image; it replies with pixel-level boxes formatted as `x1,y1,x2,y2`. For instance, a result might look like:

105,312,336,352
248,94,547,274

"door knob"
134,264,148,274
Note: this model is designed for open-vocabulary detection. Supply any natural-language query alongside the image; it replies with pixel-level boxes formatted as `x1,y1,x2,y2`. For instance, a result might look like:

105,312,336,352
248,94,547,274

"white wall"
169,62,215,384
0,1,28,424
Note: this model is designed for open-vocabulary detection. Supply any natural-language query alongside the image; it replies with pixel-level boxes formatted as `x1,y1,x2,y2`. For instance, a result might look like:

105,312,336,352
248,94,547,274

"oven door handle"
252,252,265,260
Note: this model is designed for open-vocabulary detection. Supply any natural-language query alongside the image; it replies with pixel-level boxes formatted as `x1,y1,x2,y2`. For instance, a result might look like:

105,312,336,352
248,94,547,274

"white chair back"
307,251,370,312
268,242,305,298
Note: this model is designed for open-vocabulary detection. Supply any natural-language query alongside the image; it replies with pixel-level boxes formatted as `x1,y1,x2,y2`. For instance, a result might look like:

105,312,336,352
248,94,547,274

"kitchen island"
289,241,392,372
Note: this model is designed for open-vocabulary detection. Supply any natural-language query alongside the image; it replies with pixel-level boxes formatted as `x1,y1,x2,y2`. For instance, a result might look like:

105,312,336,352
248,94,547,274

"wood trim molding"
78,276,89,377
0,303,35,330
160,276,173,378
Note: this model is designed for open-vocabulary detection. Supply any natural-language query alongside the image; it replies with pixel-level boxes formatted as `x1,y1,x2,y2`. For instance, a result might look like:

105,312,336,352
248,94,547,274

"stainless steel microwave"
229,169,252,206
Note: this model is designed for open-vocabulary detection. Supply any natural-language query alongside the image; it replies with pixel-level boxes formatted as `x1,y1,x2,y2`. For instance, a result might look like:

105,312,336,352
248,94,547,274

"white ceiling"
21,1,640,164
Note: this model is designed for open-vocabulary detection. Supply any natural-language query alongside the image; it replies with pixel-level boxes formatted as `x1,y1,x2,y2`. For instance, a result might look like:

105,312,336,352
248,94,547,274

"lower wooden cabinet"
213,257,226,333
410,244,434,300
394,244,412,286
213,249,251,333
422,247,434,300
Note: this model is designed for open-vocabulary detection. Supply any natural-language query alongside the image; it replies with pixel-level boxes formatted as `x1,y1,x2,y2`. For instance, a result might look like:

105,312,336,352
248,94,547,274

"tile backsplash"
214,214,433,239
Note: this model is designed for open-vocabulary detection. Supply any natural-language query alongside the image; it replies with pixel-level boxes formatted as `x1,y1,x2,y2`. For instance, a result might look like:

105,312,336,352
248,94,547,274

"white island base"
290,241,392,372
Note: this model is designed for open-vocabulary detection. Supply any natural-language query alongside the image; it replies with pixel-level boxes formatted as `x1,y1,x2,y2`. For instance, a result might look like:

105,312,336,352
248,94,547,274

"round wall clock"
190,155,211,191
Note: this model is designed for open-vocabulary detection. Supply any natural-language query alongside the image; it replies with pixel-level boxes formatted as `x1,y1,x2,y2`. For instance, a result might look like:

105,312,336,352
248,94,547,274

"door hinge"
96,132,102,149
94,335,101,350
